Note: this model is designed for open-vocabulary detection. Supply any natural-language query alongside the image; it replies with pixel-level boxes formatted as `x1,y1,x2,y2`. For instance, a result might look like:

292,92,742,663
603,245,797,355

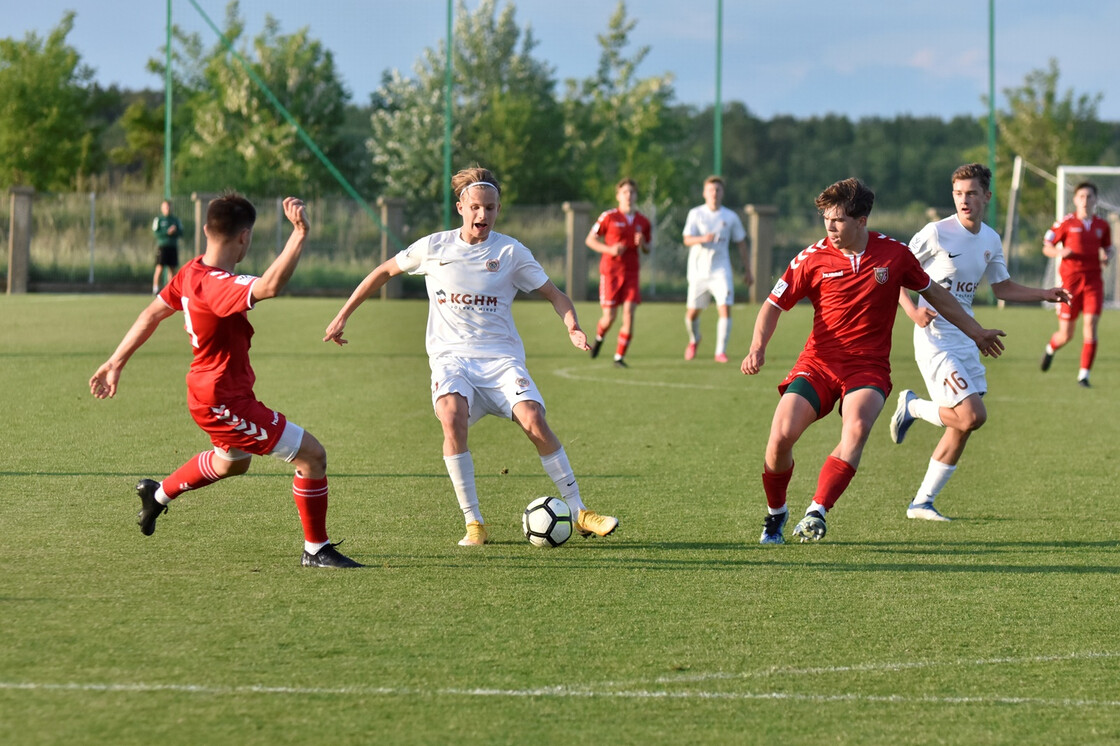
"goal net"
1043,165,1120,309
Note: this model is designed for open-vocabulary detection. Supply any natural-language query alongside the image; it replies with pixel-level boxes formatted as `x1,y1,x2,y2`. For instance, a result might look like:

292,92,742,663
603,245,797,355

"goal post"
1045,165,1120,309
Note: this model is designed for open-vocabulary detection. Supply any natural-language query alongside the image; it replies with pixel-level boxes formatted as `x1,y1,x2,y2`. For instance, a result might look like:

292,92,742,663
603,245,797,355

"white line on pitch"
552,366,742,391
626,650,1120,686
2,680,1119,708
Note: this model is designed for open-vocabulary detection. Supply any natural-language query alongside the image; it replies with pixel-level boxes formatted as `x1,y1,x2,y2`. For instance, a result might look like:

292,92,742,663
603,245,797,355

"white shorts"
686,266,734,310
916,346,987,408
430,355,544,426
214,420,305,463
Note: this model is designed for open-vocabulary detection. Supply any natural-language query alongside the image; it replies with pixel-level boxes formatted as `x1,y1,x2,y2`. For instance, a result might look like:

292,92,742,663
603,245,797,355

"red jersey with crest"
767,233,931,364
591,208,651,278
1045,213,1112,281
159,256,259,404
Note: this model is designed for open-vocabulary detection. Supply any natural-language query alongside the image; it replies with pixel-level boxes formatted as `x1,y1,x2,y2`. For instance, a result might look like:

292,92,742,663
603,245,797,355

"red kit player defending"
90,193,360,568
741,178,1006,544
585,178,652,367
1039,181,1114,387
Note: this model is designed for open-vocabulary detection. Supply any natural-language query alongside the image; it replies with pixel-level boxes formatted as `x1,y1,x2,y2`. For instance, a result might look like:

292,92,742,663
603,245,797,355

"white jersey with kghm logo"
909,214,1009,353
396,229,549,361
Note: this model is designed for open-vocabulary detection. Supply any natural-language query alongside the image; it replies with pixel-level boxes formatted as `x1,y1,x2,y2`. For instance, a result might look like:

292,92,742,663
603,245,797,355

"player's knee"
961,409,987,432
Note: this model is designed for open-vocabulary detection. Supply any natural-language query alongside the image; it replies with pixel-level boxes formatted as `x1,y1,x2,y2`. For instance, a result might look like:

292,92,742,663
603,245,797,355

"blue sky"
5,0,1119,121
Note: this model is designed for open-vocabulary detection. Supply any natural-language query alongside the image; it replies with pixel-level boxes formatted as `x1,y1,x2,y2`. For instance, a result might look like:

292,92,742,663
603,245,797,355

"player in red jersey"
90,193,360,568
1039,181,1114,387
585,178,652,367
741,178,1006,544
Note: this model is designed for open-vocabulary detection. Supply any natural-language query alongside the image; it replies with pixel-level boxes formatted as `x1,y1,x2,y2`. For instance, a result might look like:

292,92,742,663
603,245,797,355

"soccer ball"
522,496,573,547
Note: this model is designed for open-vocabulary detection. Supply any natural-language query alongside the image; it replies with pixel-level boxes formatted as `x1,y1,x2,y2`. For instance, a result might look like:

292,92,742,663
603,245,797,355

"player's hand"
742,269,753,287
912,307,938,328
568,326,589,351
89,362,121,399
610,243,625,257
741,349,765,375
283,197,309,233
1046,287,1072,305
701,232,716,244
323,316,349,346
974,327,1006,358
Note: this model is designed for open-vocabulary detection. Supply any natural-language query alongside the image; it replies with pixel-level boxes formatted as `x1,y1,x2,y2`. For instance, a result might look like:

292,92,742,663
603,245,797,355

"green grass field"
2,293,1118,745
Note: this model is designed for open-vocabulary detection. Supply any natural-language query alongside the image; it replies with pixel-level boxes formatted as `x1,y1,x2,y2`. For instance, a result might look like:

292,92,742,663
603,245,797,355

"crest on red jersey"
874,267,889,284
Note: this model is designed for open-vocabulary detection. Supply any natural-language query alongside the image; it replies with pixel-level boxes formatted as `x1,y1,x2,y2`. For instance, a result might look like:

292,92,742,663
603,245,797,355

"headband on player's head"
459,181,499,199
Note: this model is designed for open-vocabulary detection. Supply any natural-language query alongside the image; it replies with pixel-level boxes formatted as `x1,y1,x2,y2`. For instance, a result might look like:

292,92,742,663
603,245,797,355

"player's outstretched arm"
254,197,309,302
919,281,1005,358
742,302,781,375
89,298,176,399
323,257,403,346
534,280,589,351
990,279,1071,306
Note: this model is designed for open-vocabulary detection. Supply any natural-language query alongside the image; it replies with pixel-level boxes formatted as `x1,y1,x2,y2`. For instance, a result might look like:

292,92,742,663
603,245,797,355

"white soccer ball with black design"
522,496,573,547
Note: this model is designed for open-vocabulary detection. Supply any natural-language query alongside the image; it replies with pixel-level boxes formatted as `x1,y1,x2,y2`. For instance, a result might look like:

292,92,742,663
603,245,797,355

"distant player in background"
682,175,751,362
889,163,1070,521
152,199,183,294
324,166,619,547
91,193,361,569
1039,181,1114,387
742,178,1006,545
585,178,652,368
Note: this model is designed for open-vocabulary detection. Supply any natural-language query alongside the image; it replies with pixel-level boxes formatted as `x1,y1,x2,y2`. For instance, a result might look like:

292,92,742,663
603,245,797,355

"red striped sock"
162,451,222,499
762,464,794,511
1081,340,1097,370
814,456,857,511
293,474,329,544
616,332,631,359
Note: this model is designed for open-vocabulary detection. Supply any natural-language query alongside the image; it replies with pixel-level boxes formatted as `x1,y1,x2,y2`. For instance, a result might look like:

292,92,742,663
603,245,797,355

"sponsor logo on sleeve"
771,279,788,298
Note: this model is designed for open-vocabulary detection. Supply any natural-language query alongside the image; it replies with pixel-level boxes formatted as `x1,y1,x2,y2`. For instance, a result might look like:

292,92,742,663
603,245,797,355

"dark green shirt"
152,214,184,248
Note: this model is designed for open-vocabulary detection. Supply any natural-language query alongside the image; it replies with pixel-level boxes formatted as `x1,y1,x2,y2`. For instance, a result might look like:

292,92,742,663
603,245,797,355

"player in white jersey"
324,167,619,546
889,164,1069,520
681,175,751,362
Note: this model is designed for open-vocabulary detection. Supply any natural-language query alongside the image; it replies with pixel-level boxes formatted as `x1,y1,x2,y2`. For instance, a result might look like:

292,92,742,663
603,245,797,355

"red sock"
615,332,631,359
814,456,856,512
162,451,222,499
293,474,329,543
762,464,794,511
1081,341,1097,370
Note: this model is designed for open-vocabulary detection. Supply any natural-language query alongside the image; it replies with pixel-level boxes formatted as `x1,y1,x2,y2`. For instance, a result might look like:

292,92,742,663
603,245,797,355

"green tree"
562,1,681,206
173,1,351,195
990,59,1108,229
0,12,102,190
369,0,569,207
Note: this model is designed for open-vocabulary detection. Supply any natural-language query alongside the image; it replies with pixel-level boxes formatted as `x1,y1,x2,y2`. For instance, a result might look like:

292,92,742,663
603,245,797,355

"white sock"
304,540,330,554
540,447,587,513
912,459,956,505
686,317,701,344
444,451,483,524
716,317,731,355
769,505,788,517
1046,344,1055,355
155,484,171,506
806,501,826,517
910,398,944,427
1078,368,1090,381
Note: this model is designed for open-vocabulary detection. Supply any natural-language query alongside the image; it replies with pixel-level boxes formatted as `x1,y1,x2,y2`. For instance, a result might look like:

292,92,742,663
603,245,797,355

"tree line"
2,1,1117,230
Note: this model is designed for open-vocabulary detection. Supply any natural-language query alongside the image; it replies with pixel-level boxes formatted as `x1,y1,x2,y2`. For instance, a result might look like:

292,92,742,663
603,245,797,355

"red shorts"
1058,272,1103,320
778,354,892,419
599,270,641,307
187,393,287,455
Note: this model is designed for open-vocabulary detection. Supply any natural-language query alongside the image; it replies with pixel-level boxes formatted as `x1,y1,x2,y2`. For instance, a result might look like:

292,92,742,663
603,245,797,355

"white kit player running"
324,166,619,546
681,175,751,362
890,163,1069,521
